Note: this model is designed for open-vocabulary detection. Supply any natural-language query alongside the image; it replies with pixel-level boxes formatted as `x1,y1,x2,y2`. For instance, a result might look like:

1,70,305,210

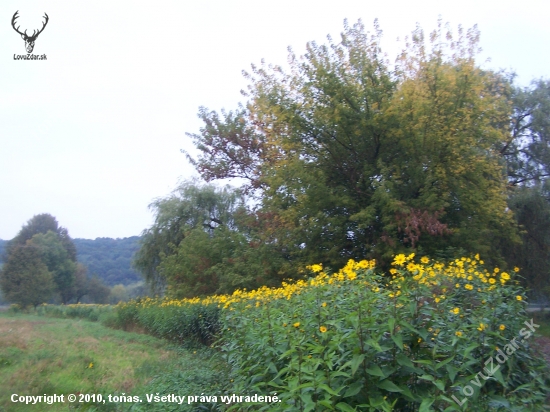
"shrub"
116,297,221,345
219,255,550,411
37,303,113,322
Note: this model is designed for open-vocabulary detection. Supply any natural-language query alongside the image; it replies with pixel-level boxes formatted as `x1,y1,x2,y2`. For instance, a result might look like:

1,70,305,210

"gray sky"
1,0,549,240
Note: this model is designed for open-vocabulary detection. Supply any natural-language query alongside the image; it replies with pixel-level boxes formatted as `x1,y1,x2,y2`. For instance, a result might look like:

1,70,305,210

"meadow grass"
0,312,227,412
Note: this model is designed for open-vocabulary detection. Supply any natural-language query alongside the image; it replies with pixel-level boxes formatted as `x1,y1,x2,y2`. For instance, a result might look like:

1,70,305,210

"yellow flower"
475,254,480,260
88,362,93,368
455,283,460,288
435,297,441,303
494,267,500,273
455,331,463,337
477,323,486,331
307,264,323,273
451,307,460,315
293,322,300,328
516,295,523,301
465,284,474,290
283,323,287,327
488,278,496,284
321,302,327,307
500,272,510,281
406,253,415,261
319,326,327,333
499,324,505,331
513,267,520,273
393,254,406,266
421,256,430,264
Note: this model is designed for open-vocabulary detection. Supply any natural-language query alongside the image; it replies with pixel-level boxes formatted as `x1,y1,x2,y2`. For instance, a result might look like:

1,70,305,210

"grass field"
0,312,227,412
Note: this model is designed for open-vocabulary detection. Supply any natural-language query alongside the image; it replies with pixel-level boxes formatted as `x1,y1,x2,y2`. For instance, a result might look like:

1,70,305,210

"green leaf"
434,380,445,391
336,402,357,412
419,398,434,412
415,359,434,366
463,343,479,358
350,354,365,375
377,379,403,392
391,334,403,350
396,353,415,368
318,383,341,396
435,355,455,370
446,364,458,383
369,396,385,407
388,317,395,333
399,320,420,335
365,364,385,377
344,381,363,398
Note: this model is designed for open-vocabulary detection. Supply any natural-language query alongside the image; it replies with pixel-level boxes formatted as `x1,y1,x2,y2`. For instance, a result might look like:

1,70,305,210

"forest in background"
0,237,141,287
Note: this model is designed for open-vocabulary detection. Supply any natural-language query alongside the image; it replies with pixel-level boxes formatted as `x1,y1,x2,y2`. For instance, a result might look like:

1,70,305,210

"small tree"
0,245,55,308
108,284,129,304
85,276,110,304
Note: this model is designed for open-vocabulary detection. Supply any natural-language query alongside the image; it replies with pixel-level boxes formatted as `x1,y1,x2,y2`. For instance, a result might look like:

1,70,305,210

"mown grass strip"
0,313,227,412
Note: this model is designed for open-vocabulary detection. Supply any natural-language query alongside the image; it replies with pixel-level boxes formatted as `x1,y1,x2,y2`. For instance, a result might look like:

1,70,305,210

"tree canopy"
137,20,550,298
0,214,78,306
186,20,523,270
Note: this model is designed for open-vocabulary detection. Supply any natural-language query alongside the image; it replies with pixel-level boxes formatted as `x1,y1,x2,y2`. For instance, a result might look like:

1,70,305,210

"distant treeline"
0,236,142,287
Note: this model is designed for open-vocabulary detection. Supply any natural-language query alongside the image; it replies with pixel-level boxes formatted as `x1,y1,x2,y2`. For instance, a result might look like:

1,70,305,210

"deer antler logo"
11,11,49,54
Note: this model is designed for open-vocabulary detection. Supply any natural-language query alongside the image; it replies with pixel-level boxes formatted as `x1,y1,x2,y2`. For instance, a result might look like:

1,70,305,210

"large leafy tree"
5,214,77,261
134,180,288,297
28,231,77,304
1,214,78,305
134,181,247,293
0,245,55,308
505,79,550,186
187,20,520,270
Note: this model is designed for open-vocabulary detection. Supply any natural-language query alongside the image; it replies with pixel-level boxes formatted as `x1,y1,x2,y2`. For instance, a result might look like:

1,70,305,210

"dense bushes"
36,303,114,322
116,297,221,345
219,255,549,411
29,254,550,410
108,254,550,410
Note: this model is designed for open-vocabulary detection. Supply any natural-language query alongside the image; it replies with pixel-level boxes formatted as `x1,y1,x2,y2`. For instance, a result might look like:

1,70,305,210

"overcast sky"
1,0,549,240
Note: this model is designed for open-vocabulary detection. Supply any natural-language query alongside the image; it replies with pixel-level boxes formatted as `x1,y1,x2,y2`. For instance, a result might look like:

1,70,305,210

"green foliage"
28,231,77,304
109,284,130,304
134,180,287,297
506,79,550,186
186,20,523,273
1,214,80,305
5,213,77,262
86,276,111,304
116,297,221,346
505,184,550,300
37,303,113,322
0,239,6,262
0,245,55,308
159,225,287,298
73,236,142,286
134,180,246,293
219,257,549,411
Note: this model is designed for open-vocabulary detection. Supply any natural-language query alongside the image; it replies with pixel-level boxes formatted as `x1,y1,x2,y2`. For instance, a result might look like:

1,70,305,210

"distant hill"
0,236,143,287
0,239,5,262
73,237,142,286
